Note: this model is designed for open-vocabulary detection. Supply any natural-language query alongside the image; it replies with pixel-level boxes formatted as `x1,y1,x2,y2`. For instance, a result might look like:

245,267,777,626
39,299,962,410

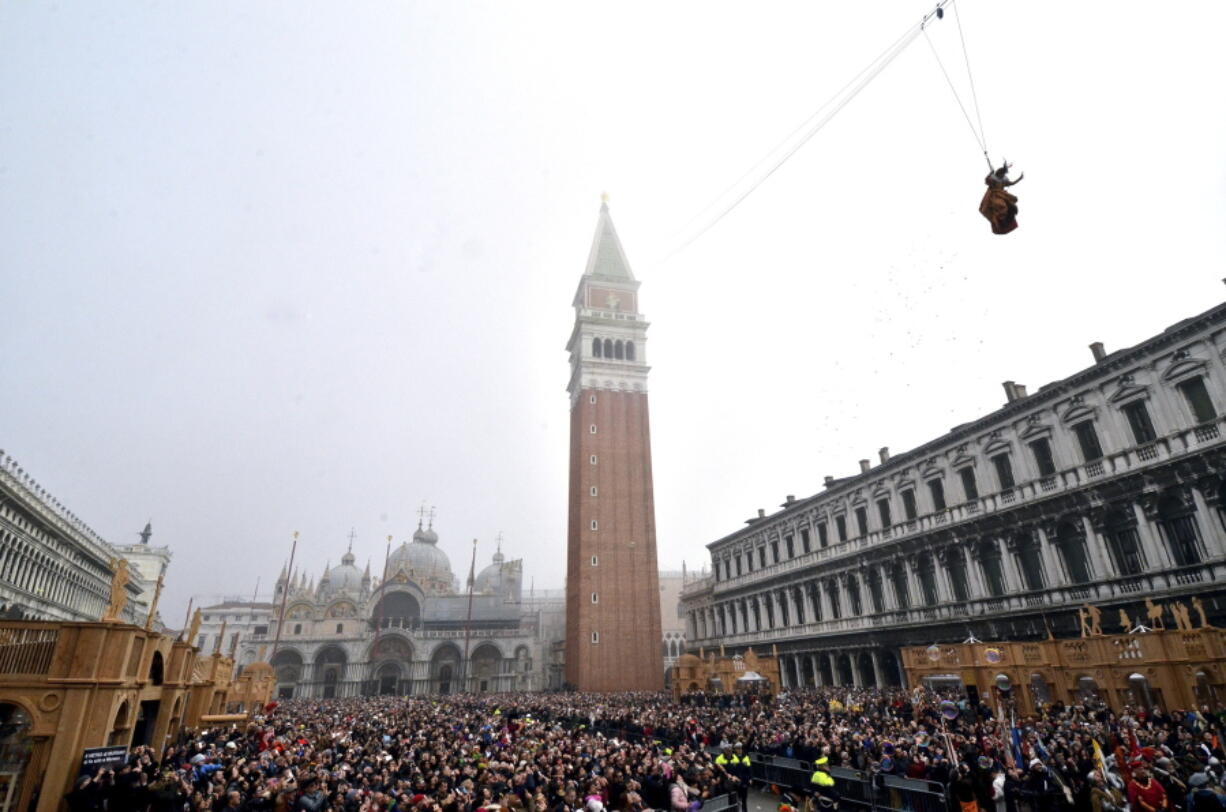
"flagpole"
372,535,392,689
461,538,477,692
270,531,298,660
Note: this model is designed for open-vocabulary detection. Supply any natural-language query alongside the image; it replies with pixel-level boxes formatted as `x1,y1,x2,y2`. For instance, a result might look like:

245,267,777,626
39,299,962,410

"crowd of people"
65,687,1226,812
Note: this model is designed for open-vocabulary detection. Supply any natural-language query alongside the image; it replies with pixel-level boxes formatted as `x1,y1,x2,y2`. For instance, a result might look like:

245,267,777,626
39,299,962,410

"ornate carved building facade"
681,302,1226,695
247,524,564,698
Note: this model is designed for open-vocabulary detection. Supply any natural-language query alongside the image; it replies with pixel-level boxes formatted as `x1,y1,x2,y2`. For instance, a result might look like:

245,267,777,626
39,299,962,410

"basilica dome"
475,550,508,594
390,524,452,577
324,550,364,593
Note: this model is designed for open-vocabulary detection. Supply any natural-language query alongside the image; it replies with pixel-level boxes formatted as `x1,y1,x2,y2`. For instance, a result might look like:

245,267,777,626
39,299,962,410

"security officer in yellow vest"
715,743,751,811
809,756,838,808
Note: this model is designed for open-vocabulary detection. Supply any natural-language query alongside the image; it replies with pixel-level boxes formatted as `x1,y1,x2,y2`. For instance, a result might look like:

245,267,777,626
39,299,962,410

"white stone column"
1190,487,1226,558
1131,501,1170,570
870,650,885,687
879,566,898,610
932,557,954,603
812,653,825,686
1033,525,1064,586
793,655,804,687
819,583,835,620
1080,516,1113,580
892,566,912,610
802,582,817,621
786,588,800,626
850,653,864,688
997,537,1023,593
964,549,986,598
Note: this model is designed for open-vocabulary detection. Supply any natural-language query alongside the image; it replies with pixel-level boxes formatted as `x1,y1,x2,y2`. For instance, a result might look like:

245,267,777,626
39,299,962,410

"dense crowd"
64,687,1226,812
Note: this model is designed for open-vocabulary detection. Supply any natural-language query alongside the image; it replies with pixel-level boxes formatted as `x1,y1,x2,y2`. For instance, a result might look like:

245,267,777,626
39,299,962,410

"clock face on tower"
587,286,635,313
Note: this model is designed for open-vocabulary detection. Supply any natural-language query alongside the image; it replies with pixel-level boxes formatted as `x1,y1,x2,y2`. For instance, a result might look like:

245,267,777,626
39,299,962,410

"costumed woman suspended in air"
979,161,1023,234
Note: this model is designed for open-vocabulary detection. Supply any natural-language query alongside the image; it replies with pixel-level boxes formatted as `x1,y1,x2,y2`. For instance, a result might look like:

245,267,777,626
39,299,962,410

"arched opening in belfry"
626,341,636,361
603,339,613,358
592,338,602,358
614,340,624,360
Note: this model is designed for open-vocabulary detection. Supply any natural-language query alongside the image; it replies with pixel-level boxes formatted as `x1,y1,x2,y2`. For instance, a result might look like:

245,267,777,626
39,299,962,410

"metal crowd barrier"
701,793,740,812
745,752,949,812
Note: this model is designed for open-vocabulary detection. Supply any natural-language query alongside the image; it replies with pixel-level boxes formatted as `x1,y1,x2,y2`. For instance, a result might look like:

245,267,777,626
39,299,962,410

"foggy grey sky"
2,1,1225,625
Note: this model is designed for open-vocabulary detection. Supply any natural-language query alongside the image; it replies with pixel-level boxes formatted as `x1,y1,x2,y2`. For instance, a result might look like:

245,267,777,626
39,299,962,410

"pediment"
983,438,1012,457
950,452,976,469
1107,378,1149,405
1161,355,1208,383
1019,421,1051,440
1061,396,1097,424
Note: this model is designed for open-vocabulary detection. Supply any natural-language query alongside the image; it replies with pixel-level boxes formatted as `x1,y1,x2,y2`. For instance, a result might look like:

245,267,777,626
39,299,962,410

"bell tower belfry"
564,197,664,691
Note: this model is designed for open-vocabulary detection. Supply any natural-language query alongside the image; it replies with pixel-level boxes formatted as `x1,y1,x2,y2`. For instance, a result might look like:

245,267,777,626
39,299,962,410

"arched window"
626,341,636,361
148,651,164,686
867,570,884,613
1103,508,1146,575
592,338,602,358
847,576,863,615
808,582,823,622
1157,493,1204,566
1128,672,1155,709
891,565,911,609
945,551,970,602
1055,521,1092,583
614,340,625,360
1014,533,1046,590
603,339,613,358
978,540,1006,597
827,578,842,619
916,554,938,606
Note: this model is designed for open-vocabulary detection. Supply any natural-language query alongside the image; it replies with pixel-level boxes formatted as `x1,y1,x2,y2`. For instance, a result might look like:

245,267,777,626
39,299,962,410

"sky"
2,1,1225,626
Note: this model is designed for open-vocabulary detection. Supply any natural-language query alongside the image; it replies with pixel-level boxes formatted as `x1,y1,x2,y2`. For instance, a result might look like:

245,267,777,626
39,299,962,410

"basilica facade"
244,523,563,698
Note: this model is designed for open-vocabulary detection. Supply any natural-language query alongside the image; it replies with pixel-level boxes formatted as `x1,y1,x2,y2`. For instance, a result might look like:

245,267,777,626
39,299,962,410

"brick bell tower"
565,196,664,692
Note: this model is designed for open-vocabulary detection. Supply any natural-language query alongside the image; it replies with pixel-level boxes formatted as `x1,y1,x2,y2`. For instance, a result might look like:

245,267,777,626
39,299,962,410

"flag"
1010,727,1024,768
1034,735,1050,761
1092,738,1107,778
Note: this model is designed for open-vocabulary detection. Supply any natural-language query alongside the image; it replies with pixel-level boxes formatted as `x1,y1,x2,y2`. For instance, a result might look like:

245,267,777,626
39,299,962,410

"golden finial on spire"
600,191,609,204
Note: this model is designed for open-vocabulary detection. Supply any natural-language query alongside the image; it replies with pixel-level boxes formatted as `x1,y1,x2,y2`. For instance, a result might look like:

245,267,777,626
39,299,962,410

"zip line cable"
923,26,988,161
660,0,955,263
952,1,989,167
661,17,929,250
659,0,1009,262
